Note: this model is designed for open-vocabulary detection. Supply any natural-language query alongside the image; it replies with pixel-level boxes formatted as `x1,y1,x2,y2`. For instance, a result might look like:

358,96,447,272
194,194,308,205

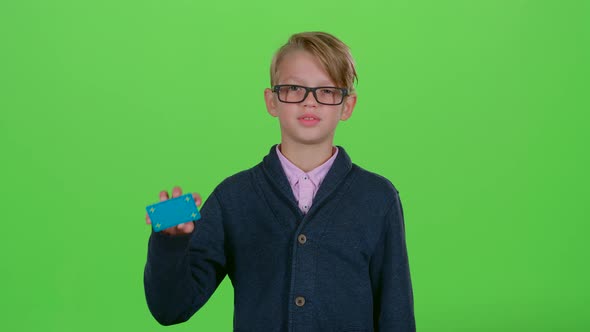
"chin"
294,136,332,146
281,128,334,146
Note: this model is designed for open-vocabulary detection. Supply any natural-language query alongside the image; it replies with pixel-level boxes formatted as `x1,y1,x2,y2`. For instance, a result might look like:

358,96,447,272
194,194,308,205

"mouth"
298,115,320,127
298,113,320,121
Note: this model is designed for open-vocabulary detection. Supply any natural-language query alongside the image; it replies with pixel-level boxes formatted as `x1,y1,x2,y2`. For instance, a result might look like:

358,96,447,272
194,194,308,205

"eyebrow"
280,76,335,87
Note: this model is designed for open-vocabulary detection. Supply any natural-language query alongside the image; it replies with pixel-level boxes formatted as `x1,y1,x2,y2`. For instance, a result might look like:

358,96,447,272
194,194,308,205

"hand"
145,186,203,235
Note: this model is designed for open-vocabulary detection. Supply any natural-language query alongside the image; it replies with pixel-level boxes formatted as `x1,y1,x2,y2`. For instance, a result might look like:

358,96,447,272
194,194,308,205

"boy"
144,31,415,331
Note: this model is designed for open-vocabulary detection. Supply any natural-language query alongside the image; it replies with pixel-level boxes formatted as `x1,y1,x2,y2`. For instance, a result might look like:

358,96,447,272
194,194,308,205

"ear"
264,88,278,117
340,93,357,121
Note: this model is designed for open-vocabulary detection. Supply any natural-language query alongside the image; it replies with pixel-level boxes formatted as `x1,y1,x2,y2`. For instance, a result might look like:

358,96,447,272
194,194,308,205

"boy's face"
264,50,357,148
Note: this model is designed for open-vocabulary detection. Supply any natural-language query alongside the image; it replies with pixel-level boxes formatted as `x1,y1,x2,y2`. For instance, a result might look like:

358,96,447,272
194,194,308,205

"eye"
288,85,302,91
320,88,334,95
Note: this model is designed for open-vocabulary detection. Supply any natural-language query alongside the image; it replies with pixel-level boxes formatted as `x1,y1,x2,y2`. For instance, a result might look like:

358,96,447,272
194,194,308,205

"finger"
192,193,202,208
146,213,152,225
162,224,177,235
159,190,169,202
172,186,183,198
177,221,194,234
176,222,189,231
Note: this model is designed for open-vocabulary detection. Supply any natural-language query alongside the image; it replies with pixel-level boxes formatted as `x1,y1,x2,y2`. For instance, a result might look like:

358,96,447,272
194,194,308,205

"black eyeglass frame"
272,84,349,106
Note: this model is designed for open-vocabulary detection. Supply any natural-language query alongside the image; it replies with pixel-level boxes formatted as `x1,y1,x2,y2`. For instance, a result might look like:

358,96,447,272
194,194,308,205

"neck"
279,141,335,172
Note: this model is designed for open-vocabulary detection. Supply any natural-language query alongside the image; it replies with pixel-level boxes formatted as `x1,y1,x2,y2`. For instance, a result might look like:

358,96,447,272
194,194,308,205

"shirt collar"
261,144,353,211
276,144,339,188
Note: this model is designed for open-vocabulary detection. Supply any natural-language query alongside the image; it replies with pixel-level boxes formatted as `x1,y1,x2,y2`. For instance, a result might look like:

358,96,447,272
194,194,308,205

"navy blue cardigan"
144,145,415,331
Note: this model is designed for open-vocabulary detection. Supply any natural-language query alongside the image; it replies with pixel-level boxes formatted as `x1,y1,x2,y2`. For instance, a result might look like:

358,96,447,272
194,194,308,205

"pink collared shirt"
276,144,339,214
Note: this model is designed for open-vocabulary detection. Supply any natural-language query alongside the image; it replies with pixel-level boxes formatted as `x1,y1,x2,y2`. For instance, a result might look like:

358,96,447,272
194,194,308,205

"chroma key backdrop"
0,0,588,331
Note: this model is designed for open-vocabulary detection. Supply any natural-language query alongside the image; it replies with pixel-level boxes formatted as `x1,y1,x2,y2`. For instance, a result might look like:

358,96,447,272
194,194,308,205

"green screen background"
1,0,588,331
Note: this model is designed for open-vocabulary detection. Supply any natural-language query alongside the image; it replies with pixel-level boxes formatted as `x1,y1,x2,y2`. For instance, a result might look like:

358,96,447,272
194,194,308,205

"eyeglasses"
272,84,348,105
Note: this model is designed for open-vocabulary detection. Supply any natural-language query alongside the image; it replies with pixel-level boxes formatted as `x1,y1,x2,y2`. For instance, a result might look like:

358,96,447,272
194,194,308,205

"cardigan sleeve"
369,190,416,331
143,191,227,325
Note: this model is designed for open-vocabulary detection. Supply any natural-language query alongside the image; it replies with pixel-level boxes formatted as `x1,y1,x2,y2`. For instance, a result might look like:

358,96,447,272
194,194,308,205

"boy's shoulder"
351,162,400,195
349,162,401,214
211,167,254,194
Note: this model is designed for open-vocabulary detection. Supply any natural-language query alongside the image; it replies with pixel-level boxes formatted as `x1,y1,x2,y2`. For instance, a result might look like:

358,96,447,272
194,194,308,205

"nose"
303,89,318,107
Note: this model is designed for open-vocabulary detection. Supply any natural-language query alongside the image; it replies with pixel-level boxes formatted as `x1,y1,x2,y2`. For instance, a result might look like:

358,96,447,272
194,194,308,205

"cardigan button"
298,234,307,244
295,296,306,307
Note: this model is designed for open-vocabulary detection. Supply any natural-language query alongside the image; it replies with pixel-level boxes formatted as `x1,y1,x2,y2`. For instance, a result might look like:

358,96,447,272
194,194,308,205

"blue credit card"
146,193,201,232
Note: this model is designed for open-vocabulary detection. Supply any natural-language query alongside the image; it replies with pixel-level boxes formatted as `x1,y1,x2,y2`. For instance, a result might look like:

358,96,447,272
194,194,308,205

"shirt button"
303,176,308,180
298,234,307,244
295,296,306,307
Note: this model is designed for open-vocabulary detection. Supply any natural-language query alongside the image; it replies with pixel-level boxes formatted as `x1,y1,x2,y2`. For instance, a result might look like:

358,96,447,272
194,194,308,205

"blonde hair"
270,32,358,94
